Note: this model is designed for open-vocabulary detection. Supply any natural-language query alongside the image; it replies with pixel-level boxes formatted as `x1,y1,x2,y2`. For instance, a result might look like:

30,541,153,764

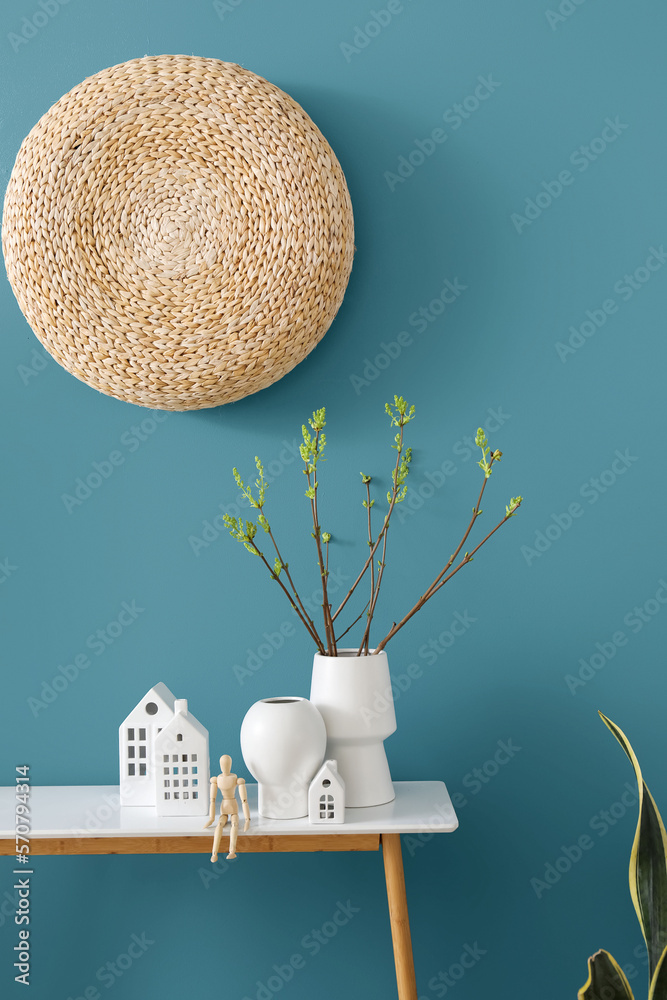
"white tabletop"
0,782,457,839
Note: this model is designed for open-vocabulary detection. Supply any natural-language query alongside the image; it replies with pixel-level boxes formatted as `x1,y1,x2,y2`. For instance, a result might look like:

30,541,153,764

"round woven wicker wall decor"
2,55,355,410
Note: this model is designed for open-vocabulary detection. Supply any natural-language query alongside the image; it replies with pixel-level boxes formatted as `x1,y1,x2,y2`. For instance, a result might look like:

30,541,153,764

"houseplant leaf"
600,712,667,986
578,949,635,1000
649,945,667,1000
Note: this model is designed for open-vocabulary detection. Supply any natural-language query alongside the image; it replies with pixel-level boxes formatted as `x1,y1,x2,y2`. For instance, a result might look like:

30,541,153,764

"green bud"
308,407,326,432
506,496,523,517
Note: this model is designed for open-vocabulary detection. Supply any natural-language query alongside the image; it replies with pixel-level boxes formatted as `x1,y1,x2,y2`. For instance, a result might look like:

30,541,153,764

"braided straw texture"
2,55,354,410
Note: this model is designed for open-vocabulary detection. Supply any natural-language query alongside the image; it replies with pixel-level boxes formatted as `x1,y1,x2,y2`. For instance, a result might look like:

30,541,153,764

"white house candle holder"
119,683,209,812
155,699,209,817
119,682,176,806
308,760,345,824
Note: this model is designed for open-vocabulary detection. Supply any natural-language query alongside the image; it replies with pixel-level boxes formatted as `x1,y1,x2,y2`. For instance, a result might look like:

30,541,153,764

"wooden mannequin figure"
203,754,250,860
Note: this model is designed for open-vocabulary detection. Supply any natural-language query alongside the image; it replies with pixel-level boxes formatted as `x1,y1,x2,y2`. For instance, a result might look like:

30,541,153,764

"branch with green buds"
361,473,375,655
355,397,414,653
333,396,414,641
222,404,522,657
300,409,336,654
475,427,501,478
223,461,325,653
374,429,521,652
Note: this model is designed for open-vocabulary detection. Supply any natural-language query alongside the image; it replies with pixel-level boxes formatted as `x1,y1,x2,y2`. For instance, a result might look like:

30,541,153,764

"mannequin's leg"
227,814,239,859
211,814,227,862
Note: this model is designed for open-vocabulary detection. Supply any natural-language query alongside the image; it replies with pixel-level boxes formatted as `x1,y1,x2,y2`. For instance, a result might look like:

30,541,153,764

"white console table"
0,781,458,1000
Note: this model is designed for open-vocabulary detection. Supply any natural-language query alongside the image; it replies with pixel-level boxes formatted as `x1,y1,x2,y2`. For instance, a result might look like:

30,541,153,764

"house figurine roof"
311,759,344,790
155,699,208,742
119,681,176,727
154,699,209,817
308,759,345,824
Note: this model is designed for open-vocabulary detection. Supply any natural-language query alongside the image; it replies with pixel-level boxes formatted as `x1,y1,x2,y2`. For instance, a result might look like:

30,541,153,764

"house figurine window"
319,793,335,819
308,760,345,824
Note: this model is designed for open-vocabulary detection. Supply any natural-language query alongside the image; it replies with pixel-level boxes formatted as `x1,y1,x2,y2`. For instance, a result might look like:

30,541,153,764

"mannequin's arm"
203,777,218,828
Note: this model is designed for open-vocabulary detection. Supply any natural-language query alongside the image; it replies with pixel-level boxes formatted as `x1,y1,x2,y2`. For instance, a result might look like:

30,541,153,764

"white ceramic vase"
240,697,326,819
310,649,396,807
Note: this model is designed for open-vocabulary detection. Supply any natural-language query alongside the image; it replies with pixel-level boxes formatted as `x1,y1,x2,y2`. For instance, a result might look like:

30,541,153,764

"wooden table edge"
0,833,380,856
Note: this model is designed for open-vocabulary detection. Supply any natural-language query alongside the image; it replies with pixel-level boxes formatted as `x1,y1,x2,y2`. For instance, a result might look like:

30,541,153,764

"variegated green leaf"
578,950,635,1000
600,712,667,986
649,944,667,1000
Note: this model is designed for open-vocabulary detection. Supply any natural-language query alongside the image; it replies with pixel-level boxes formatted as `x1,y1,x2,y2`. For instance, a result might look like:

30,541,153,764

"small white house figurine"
308,759,345,824
119,683,209,811
155,699,210,817
119,682,176,806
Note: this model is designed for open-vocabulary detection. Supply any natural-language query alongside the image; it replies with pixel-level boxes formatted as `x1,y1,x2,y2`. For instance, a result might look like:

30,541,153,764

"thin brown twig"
375,504,518,652
427,516,512,599
422,453,499,603
358,509,389,655
248,539,325,653
335,600,371,643
364,480,375,655
332,423,406,625
265,522,323,652
307,428,336,654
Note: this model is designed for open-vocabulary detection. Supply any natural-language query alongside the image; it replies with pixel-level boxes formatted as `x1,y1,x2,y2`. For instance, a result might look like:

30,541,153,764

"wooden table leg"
382,833,418,1000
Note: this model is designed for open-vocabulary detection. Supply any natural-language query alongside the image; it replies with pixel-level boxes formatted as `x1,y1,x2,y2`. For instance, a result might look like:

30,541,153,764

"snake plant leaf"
578,949,635,1000
600,712,667,985
649,945,667,1000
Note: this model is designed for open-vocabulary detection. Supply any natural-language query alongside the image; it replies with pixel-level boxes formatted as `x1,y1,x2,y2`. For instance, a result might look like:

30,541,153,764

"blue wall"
2,1,666,997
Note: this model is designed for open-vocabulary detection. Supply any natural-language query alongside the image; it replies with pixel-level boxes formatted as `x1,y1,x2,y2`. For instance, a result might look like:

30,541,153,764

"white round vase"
240,697,326,819
310,649,396,807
